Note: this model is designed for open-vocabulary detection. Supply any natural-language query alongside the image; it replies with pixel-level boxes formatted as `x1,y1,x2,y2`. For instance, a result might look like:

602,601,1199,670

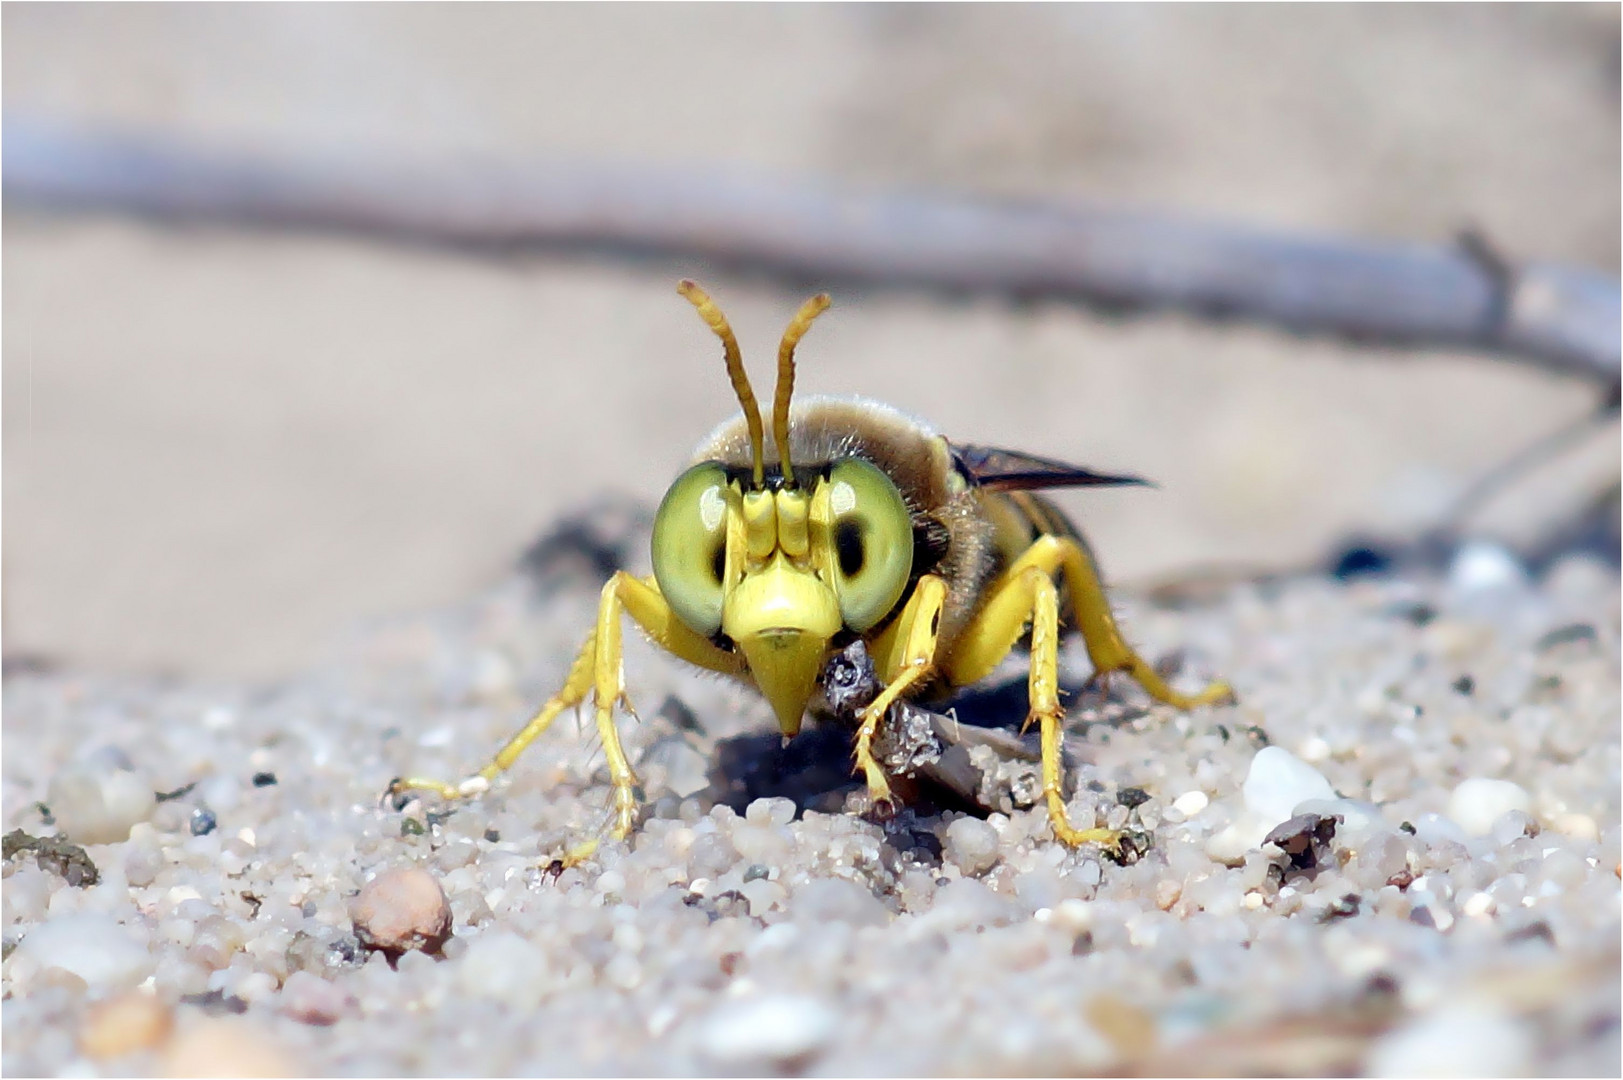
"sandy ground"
2,556,1619,1075
1,8,1619,1078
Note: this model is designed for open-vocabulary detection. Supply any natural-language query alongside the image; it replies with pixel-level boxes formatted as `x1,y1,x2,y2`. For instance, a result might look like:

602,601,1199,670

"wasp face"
651,459,913,736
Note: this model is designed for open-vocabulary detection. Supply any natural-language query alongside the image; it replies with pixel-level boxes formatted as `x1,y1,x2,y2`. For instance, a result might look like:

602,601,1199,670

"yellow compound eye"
826,458,913,632
651,463,731,636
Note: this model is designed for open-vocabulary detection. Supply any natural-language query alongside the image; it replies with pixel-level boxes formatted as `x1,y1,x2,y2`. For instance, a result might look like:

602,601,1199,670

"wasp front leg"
854,574,950,811
1047,534,1235,709
391,573,744,843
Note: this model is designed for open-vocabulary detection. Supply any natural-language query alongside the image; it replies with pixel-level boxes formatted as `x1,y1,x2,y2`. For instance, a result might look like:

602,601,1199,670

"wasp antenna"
678,280,765,486
773,292,831,486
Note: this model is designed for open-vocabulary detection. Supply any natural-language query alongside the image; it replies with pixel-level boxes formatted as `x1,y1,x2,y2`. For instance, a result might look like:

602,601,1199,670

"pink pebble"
350,866,452,956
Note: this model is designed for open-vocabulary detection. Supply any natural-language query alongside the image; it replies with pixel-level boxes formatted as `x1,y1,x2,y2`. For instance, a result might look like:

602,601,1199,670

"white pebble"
78,990,174,1059
3,864,53,922
1297,736,1331,763
1366,1003,1531,1077
1489,810,1539,847
1448,541,1528,593
1243,747,1335,825
1410,900,1455,933
1551,813,1598,842
416,725,456,748
654,740,711,799
201,706,236,731
1542,553,1614,603
738,877,786,917
197,775,241,812
1411,813,1469,847
1172,791,1209,818
921,878,1019,931
1355,832,1413,888
943,816,1001,875
456,931,549,1010
14,914,154,991
159,1016,301,1077
280,970,355,1026
698,994,837,1066
1447,779,1533,838
1045,898,1095,934
744,797,796,827
1204,809,1273,866
470,651,515,699
1326,938,1392,980
1536,848,1589,891
790,878,888,928
46,758,156,845
1295,797,1384,842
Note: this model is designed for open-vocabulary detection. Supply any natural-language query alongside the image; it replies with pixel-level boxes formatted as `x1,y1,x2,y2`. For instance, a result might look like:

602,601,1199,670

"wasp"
392,282,1232,851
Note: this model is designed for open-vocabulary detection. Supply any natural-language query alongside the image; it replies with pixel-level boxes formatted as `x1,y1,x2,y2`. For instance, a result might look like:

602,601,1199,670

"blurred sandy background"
3,4,1617,680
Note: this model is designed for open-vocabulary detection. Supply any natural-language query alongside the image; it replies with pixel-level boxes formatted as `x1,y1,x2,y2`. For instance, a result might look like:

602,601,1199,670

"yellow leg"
390,573,744,841
948,535,1233,708
943,536,1230,848
943,563,1114,846
853,574,949,808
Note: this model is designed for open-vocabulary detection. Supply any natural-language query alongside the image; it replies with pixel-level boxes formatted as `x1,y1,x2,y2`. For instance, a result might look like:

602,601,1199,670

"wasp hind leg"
943,535,1231,848
1048,534,1235,710
944,555,1119,848
389,573,744,850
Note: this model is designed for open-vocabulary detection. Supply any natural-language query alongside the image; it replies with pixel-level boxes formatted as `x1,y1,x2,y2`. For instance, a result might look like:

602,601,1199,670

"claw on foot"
1053,824,1123,851
543,838,601,880
609,786,642,841
386,774,490,807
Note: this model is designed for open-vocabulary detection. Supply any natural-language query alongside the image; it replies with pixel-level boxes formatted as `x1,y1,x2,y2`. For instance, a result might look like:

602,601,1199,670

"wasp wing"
951,443,1153,492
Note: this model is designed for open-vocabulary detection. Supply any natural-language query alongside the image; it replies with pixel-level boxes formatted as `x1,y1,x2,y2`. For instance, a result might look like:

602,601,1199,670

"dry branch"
4,116,1617,391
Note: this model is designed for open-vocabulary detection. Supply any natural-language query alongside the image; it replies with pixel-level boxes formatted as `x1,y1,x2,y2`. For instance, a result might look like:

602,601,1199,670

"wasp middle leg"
390,573,744,841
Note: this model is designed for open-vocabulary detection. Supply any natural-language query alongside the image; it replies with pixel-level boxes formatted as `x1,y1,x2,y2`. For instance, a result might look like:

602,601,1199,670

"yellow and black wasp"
393,282,1232,851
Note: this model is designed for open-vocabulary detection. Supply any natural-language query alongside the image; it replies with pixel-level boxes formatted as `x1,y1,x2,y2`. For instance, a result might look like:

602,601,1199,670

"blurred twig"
4,116,1618,392
1439,396,1618,532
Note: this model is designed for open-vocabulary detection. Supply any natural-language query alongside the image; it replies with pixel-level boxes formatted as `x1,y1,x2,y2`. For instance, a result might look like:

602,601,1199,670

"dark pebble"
3,829,100,887
1332,543,1395,581
1263,813,1339,872
1317,892,1362,922
657,695,706,736
1505,919,1556,946
190,809,217,837
1116,787,1151,809
1535,623,1598,652
180,989,248,1016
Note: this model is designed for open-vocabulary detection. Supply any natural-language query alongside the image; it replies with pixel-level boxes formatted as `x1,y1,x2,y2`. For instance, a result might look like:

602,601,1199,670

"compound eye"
651,463,730,636
826,457,913,632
